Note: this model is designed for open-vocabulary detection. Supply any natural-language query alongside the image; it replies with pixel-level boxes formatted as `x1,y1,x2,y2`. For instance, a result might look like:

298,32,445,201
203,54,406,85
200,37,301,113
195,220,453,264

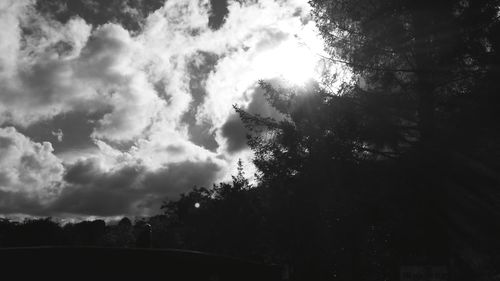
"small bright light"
194,202,200,208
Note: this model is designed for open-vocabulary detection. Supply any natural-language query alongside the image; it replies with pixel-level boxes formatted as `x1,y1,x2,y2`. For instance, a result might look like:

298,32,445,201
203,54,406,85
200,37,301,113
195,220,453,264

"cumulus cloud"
0,7,164,141
0,0,325,217
0,127,64,212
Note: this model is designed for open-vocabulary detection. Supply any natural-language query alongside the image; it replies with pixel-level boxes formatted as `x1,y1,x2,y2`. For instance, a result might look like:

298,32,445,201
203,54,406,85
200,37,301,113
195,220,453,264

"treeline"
0,217,152,248
0,163,277,259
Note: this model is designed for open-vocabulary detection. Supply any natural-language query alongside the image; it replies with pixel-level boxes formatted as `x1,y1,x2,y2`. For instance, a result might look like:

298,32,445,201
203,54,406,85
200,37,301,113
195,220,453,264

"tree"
311,0,500,269
65,219,106,246
236,80,405,280
158,168,266,259
231,0,500,279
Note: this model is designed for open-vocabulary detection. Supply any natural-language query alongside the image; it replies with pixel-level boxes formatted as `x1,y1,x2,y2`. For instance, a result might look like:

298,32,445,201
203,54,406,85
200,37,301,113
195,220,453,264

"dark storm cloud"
208,0,229,30
49,158,222,216
0,190,46,216
35,0,166,32
52,160,145,216
221,113,247,153
63,159,101,185
21,111,107,153
143,160,221,194
186,124,219,152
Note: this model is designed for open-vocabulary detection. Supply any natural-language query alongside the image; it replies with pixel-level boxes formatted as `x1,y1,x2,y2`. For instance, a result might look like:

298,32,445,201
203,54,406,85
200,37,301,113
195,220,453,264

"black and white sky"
0,0,327,219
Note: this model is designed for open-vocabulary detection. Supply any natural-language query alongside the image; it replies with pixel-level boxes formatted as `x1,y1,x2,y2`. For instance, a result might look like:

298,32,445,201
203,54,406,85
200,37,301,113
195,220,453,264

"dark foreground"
0,247,281,280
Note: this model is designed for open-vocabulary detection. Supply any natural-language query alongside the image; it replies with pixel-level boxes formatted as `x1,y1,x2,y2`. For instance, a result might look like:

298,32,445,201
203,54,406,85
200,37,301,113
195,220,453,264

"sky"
0,0,328,219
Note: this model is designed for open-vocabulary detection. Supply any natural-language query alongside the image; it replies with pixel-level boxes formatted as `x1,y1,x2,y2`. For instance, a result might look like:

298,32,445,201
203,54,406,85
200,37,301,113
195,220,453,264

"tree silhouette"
311,0,500,275
226,0,500,279
235,81,399,280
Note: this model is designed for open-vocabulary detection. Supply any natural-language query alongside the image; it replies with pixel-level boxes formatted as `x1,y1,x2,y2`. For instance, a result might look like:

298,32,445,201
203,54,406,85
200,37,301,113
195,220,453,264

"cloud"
221,113,247,153
182,51,220,151
0,10,165,142
73,23,167,142
21,110,104,158
51,159,146,216
0,0,27,77
35,0,166,32
208,0,229,30
0,189,46,216
196,0,317,130
51,129,64,142
50,157,222,216
0,5,94,125
0,127,64,209
220,83,286,153
0,0,324,217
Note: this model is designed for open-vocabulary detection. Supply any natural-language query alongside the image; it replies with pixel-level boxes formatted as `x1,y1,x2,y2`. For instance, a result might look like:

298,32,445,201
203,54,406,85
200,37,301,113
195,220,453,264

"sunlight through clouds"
0,0,328,217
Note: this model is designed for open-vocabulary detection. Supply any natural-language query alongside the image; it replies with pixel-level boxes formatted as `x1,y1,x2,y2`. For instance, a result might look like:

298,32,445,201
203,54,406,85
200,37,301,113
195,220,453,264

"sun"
255,39,319,85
